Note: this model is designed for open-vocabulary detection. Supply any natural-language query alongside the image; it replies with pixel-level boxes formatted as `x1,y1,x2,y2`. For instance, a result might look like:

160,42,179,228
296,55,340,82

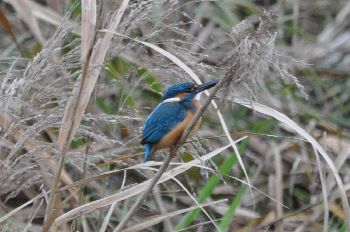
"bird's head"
161,80,219,102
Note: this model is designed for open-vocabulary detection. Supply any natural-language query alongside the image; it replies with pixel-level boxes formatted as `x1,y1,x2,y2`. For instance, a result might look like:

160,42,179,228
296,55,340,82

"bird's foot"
170,145,177,157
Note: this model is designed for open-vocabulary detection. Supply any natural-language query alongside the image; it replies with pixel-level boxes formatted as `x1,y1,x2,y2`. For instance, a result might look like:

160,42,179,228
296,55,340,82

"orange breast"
154,100,202,151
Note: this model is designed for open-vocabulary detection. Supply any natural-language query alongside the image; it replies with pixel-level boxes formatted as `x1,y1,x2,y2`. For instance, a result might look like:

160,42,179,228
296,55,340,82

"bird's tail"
144,143,154,162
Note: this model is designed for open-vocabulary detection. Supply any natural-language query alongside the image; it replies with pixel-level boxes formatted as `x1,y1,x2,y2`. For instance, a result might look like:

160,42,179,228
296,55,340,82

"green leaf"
218,186,246,231
105,62,120,80
125,96,135,107
176,140,248,230
250,118,277,133
183,152,200,183
151,82,162,93
31,42,42,57
293,187,310,202
139,68,163,93
339,222,347,232
71,137,86,148
96,97,115,114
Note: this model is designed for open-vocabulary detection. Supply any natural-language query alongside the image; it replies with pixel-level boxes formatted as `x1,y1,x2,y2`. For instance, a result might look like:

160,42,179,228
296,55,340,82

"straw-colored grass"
1,1,350,231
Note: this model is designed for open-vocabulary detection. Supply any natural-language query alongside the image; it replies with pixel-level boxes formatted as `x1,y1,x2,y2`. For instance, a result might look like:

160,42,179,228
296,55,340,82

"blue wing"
142,102,187,144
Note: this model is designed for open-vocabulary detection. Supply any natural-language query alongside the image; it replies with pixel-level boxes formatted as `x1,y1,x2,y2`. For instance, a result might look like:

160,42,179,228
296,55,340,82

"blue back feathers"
142,102,188,144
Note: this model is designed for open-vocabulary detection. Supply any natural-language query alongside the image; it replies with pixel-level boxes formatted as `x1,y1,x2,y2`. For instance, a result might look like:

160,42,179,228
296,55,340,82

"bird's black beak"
194,80,219,93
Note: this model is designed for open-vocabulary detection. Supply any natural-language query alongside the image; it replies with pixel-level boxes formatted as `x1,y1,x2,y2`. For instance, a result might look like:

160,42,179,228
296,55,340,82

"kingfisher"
142,80,219,161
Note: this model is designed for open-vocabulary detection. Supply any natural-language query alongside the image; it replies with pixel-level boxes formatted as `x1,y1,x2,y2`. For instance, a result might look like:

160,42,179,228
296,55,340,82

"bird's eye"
187,86,196,92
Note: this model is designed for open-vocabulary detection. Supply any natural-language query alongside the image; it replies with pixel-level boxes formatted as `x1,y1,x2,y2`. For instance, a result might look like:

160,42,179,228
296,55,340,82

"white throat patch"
162,97,180,103
194,92,202,101
162,93,201,103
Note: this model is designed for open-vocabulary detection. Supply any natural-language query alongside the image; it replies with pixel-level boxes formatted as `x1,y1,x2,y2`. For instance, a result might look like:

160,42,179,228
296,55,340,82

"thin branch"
43,38,95,232
153,185,174,232
113,79,226,232
252,201,321,232
78,83,97,231
112,154,172,232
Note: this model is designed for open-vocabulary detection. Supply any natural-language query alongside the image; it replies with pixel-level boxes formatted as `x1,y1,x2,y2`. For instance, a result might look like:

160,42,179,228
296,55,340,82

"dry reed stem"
0,8,21,54
42,44,94,232
272,142,283,232
81,0,96,63
43,1,130,230
52,140,231,227
113,153,173,232
3,0,63,27
153,185,174,231
7,0,45,44
122,199,228,232
315,147,329,232
318,1,350,43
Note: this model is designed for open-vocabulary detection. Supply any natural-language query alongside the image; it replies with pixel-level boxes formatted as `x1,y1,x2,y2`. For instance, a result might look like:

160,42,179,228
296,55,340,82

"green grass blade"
218,186,246,231
339,222,346,232
175,140,248,230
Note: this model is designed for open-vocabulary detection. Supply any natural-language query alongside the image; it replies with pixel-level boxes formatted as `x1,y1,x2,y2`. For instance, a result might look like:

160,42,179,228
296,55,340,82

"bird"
142,80,219,161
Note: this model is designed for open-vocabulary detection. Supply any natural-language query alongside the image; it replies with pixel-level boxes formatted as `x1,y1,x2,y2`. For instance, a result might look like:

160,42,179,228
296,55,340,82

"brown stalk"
272,142,283,232
43,39,95,232
43,1,130,230
8,0,46,45
113,79,227,232
78,1,97,229
77,87,97,231
0,7,22,54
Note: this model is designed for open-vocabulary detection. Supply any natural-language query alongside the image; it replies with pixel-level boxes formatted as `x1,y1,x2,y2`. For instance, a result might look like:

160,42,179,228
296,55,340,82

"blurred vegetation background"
0,0,350,231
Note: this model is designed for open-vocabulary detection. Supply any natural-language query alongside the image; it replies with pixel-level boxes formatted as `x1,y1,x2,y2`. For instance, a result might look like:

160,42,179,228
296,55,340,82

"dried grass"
1,1,349,231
